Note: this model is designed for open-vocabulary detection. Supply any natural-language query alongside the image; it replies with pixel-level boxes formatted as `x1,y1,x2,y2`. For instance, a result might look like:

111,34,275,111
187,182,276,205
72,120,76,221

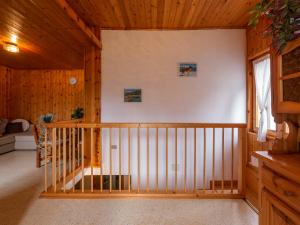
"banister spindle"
72,128,76,192
63,128,66,192
156,127,158,192
194,128,197,193
137,127,140,192
128,128,131,192
175,128,178,192
109,128,112,192
44,128,48,192
146,127,149,192
203,128,206,192
58,128,61,182
212,128,215,191
91,128,94,192
81,127,85,192
69,128,71,173
119,128,122,192
52,128,57,192
184,128,187,193
231,128,234,193
222,128,225,192
166,128,168,192
77,127,80,167
100,128,103,192
99,128,103,192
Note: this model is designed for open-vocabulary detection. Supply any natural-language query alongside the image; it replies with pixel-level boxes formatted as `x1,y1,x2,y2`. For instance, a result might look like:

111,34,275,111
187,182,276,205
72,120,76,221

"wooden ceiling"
67,0,259,29
0,0,91,69
0,0,259,69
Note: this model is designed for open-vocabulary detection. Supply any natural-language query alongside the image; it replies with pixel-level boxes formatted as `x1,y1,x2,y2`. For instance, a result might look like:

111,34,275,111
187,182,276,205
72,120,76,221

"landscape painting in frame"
179,63,197,77
124,89,142,102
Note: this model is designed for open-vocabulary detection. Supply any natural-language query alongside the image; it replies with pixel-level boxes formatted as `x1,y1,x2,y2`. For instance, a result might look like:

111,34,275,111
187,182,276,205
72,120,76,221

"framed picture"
179,63,197,77
124,89,142,102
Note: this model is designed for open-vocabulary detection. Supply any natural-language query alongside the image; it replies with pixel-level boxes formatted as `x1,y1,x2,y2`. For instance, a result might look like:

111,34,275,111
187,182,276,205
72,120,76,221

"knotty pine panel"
68,0,259,29
247,16,272,59
0,66,12,119
8,69,84,123
0,0,88,69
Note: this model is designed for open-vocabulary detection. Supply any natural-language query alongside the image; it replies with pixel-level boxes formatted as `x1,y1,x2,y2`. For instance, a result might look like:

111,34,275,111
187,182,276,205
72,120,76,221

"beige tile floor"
0,151,258,225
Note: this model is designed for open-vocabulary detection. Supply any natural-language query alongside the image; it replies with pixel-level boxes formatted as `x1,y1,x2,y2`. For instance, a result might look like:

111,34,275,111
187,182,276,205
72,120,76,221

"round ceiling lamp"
3,41,19,53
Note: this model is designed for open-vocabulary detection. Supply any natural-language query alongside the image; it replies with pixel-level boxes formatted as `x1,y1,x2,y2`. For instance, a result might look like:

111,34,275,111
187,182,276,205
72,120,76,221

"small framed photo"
124,89,142,102
179,63,197,77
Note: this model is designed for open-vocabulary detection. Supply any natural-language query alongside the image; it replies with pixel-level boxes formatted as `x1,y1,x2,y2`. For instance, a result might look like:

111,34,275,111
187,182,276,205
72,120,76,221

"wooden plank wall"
247,16,271,60
246,16,272,211
0,65,12,118
0,66,84,123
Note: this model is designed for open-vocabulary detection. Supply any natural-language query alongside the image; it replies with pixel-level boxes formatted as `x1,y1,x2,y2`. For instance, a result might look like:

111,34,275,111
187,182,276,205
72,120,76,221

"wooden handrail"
54,119,83,124
45,122,247,128
42,121,247,198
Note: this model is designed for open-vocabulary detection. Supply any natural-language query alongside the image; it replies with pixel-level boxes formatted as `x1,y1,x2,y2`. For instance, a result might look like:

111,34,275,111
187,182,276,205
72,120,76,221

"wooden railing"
41,122,247,198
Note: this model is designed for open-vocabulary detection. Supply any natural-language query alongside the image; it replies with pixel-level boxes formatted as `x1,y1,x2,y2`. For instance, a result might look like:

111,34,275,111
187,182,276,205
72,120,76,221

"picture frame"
179,63,197,77
124,89,142,102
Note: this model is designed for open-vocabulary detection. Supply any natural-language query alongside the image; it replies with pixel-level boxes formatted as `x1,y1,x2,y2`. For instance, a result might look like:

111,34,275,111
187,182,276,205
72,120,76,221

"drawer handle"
283,191,295,197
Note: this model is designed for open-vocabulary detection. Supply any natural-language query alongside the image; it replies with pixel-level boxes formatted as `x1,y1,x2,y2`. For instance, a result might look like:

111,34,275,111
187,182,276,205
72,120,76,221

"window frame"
252,54,277,135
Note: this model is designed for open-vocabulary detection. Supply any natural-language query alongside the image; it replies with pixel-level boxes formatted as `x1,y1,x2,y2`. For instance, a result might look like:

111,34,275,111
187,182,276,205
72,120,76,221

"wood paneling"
84,29,101,123
83,28,101,165
67,0,259,29
247,16,272,59
246,165,259,210
247,132,271,160
0,0,258,69
247,18,272,135
0,65,12,118
0,0,91,69
0,68,84,123
246,132,273,211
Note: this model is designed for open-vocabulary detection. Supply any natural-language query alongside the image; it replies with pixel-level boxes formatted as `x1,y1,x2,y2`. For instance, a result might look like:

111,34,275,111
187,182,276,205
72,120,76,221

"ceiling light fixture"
3,41,19,53
10,34,18,43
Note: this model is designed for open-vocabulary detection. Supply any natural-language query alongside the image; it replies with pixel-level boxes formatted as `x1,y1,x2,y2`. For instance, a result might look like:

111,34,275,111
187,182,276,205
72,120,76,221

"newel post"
238,127,247,196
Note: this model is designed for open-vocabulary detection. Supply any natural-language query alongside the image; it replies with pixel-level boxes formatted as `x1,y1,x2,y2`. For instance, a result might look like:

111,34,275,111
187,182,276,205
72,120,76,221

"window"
253,55,276,141
255,87,276,131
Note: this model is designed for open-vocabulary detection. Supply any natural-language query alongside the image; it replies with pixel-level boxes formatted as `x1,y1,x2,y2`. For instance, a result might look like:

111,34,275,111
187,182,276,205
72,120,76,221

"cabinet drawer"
262,166,300,213
261,189,300,225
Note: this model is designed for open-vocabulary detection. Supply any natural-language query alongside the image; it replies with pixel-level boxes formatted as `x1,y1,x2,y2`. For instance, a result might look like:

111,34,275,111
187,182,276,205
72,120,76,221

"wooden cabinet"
261,190,300,225
271,38,300,114
254,151,300,225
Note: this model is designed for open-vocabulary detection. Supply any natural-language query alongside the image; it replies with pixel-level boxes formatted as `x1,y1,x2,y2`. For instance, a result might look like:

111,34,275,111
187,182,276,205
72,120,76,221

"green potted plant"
71,107,84,120
249,0,300,52
40,113,54,123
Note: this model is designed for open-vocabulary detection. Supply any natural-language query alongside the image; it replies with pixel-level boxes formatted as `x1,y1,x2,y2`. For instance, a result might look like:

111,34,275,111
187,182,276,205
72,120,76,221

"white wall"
101,30,246,191
102,30,246,123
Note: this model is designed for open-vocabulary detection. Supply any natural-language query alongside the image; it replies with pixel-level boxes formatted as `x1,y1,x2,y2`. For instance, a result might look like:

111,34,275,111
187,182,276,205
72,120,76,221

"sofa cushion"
0,142,14,154
11,119,30,132
0,134,15,146
0,118,8,136
5,122,23,134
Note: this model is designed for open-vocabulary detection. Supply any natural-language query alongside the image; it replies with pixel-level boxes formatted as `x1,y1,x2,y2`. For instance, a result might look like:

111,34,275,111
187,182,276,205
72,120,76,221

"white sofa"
0,134,15,154
0,125,36,154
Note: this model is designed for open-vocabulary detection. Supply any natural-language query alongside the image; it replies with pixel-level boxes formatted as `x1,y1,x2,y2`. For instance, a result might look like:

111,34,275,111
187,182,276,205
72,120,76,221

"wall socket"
111,145,118,150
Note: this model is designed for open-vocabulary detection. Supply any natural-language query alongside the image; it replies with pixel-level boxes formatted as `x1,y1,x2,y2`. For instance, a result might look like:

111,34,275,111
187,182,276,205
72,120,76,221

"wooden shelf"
254,151,300,184
279,71,300,80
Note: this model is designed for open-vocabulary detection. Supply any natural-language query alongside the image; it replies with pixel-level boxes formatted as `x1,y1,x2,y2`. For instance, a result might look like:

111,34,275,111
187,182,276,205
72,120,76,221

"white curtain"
253,55,271,142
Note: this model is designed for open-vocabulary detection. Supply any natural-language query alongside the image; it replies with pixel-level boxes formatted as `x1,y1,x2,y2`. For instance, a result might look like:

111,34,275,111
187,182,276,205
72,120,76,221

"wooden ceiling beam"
55,0,101,49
